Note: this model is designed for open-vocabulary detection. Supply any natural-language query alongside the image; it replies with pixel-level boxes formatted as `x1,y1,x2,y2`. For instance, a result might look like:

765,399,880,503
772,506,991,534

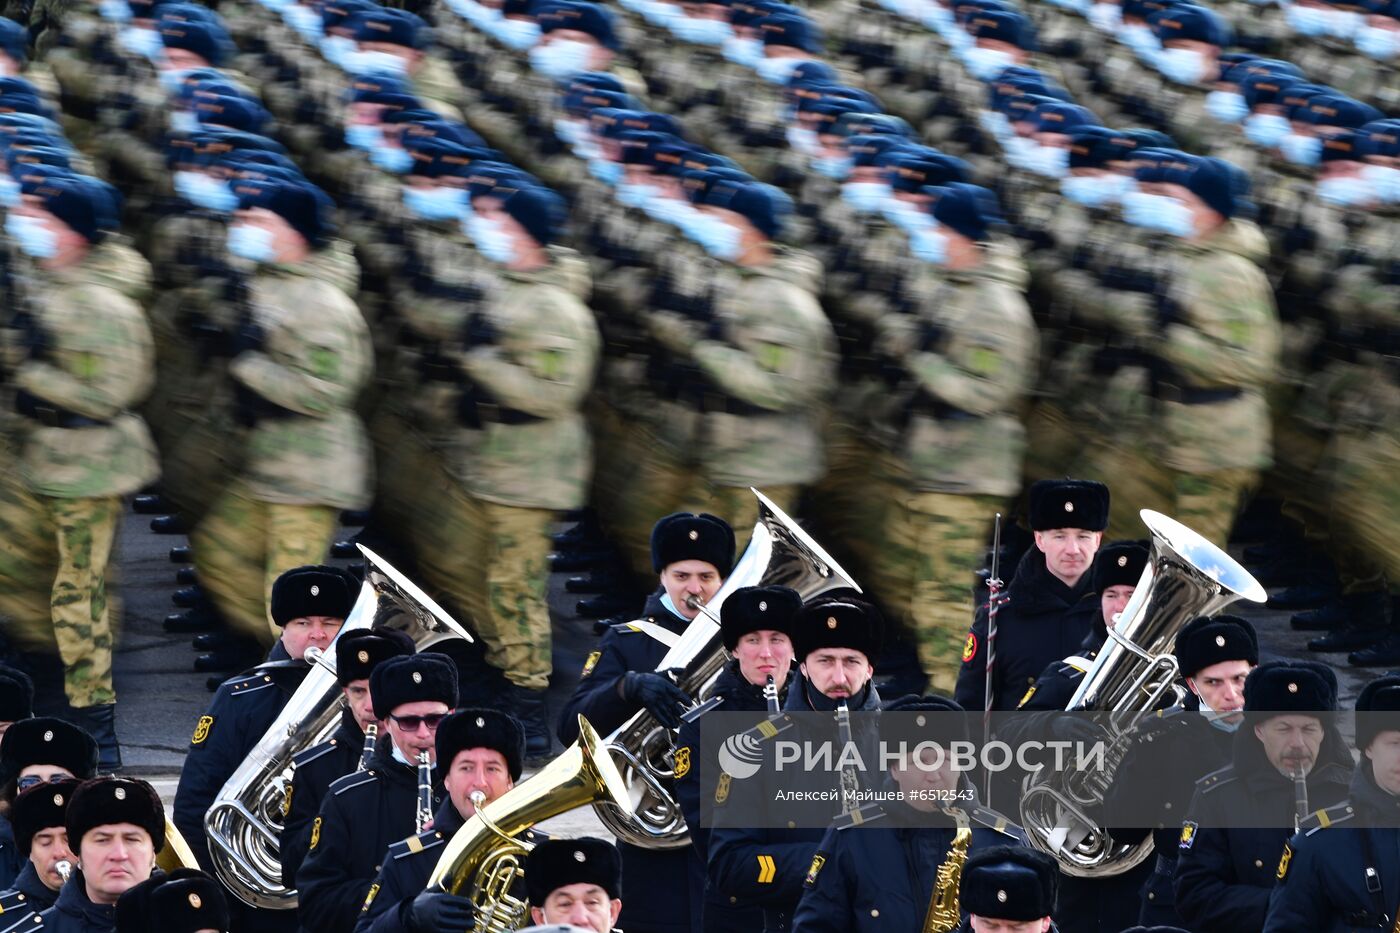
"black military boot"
150,515,189,534
78,704,122,773
164,603,221,633
175,567,198,585
171,586,207,608
1294,589,1387,631
169,545,193,563
132,494,172,514
508,684,553,764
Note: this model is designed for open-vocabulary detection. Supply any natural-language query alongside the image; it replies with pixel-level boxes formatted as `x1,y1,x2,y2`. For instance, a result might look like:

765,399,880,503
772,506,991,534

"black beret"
793,597,884,663
67,777,165,851
116,869,229,933
1355,672,1400,751
11,777,79,854
0,666,34,721
720,585,802,651
435,708,525,781
370,653,459,719
1028,479,1110,532
271,565,358,626
880,694,967,750
1244,660,1337,715
335,627,416,686
650,512,735,574
960,845,1058,920
1090,542,1148,594
525,837,621,906
1,717,98,789
1175,614,1258,678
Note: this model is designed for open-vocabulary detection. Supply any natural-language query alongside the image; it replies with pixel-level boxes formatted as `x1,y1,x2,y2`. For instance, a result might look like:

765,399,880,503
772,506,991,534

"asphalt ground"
9,503,1372,835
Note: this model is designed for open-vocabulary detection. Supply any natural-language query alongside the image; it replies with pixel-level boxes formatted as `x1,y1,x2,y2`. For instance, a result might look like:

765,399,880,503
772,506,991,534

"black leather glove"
462,312,498,349
621,670,691,730
1050,714,1107,746
231,319,266,357
404,891,476,933
1154,291,1182,330
11,311,50,361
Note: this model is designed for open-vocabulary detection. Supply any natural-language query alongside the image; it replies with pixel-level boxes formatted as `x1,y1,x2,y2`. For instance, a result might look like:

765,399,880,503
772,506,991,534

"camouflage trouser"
0,466,59,652
869,483,1000,692
678,482,799,555
610,429,695,581
1022,399,1088,490
190,479,338,645
413,458,554,690
1073,438,1173,542
367,398,442,552
1169,467,1258,550
1325,429,1400,589
805,417,890,589
45,495,119,708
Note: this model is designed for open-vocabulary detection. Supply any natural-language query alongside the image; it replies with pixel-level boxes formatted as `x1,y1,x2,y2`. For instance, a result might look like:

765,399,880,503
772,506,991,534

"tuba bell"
594,488,862,849
1018,510,1266,877
205,546,474,909
425,716,633,933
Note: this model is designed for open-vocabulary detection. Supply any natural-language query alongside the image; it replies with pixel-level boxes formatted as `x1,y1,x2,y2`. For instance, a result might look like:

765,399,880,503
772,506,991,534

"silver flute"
416,750,433,833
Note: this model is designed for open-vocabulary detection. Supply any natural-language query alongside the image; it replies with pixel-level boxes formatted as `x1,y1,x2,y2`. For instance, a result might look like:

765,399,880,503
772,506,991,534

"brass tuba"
1019,510,1266,877
594,488,862,849
425,716,633,933
205,546,474,909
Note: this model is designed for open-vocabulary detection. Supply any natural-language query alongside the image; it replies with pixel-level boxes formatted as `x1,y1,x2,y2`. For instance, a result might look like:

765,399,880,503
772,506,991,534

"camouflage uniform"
6,239,158,708
867,237,1039,689
411,244,601,691
190,253,373,645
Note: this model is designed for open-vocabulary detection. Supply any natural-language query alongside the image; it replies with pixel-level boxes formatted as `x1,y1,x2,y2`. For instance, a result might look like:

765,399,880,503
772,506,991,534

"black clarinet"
764,674,779,714
416,750,433,832
1293,769,1309,830
357,723,377,772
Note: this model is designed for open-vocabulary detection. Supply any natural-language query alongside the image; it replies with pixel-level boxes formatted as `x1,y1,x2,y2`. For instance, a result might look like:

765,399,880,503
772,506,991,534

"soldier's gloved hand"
620,671,690,730
462,312,498,349
1154,292,1182,330
404,891,477,933
13,389,43,419
917,319,946,353
1050,714,1107,746
232,320,266,356
12,311,50,361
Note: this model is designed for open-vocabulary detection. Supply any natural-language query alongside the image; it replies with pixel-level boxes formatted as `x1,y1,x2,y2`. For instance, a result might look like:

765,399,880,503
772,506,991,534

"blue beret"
7,145,71,171
1279,83,1335,119
321,0,376,30
347,74,420,108
192,93,269,134
966,9,1035,50
1150,4,1231,46
886,150,969,191
617,129,676,165
848,134,912,167
833,112,912,139
565,71,627,95
26,172,122,244
1239,71,1300,109
702,179,794,240
1067,127,1139,168
757,13,823,52
462,161,541,199
348,8,427,49
0,17,27,65
562,87,632,114
1303,94,1384,129
403,135,485,179
498,184,567,246
1359,120,1400,159
158,16,233,66
537,2,619,50
232,176,335,248
783,60,838,85
927,182,1003,242
1032,101,1101,134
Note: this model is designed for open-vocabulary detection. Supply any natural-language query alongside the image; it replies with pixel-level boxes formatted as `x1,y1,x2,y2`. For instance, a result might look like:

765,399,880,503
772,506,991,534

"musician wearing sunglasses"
0,718,97,895
280,627,416,893
558,511,735,933
297,653,457,933
173,563,356,903
355,708,542,933
0,778,79,929
675,585,801,933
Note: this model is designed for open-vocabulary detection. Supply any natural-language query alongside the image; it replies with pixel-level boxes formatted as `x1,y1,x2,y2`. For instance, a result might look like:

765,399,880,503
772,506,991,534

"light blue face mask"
0,175,19,208
1285,4,1329,35
755,55,807,85
977,110,1013,143
465,213,516,264
371,145,414,174
99,0,132,20
840,180,890,214
1280,132,1323,166
1316,175,1375,207
1243,112,1291,149
616,181,660,209
909,225,948,264
1197,704,1242,733
785,125,820,156
4,213,57,258
553,117,585,146
811,155,853,180
1021,144,1070,179
169,109,202,134
117,25,163,60
528,39,593,80
962,46,1015,81
1088,1,1121,30
643,195,697,226
284,4,324,39
490,18,542,50
721,35,763,67
1121,190,1195,238
1001,133,1037,163
319,34,356,67
345,123,382,151
228,223,277,263
1356,25,1400,61
587,158,623,186
699,218,742,260
1156,46,1207,86
640,1,684,26
1362,164,1400,203
403,185,470,220
1060,173,1135,208
1119,23,1160,57
671,16,732,45
1204,89,1249,124
882,198,933,233
345,49,409,77
175,171,239,212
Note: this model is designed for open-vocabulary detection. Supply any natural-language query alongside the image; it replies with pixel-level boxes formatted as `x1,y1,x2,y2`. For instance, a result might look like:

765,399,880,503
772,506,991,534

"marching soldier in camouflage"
3,171,158,772
867,183,1038,691
412,182,600,757
188,177,373,648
